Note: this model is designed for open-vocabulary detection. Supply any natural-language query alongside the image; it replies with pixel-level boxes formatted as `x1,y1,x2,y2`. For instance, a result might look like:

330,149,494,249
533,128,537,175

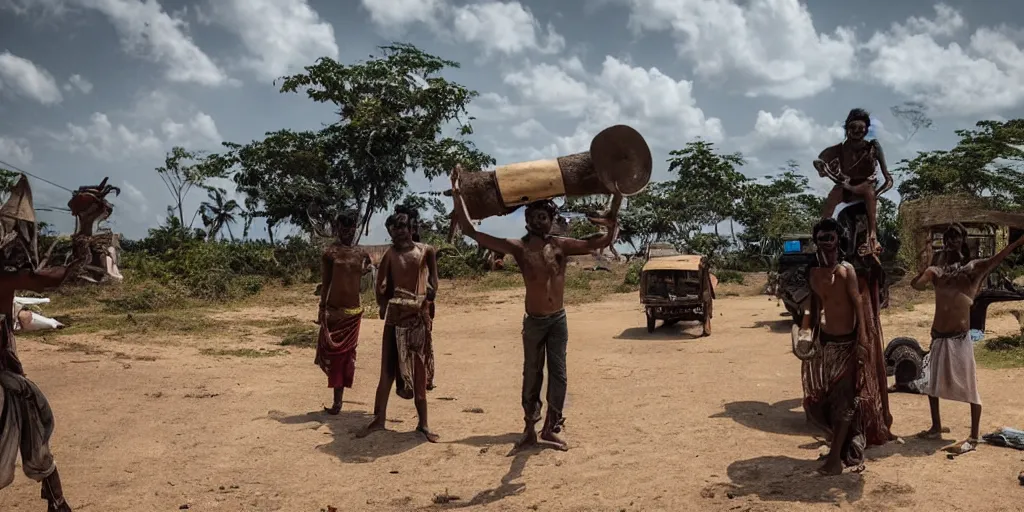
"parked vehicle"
640,254,715,336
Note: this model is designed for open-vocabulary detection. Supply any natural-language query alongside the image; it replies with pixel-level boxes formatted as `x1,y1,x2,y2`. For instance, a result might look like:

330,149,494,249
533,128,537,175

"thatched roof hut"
899,195,1024,263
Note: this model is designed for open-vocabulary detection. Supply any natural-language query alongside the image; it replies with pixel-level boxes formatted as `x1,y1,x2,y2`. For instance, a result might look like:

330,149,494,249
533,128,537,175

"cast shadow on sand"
268,408,426,464
746,318,794,333
615,323,703,341
710,399,818,437
441,434,562,509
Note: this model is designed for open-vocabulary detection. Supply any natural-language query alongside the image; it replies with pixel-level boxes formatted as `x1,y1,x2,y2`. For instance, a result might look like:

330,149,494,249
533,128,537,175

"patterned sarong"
385,295,434,400
314,307,362,389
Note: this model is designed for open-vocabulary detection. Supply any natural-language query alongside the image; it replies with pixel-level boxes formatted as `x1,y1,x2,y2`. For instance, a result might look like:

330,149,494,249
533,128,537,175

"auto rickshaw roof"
642,255,704,272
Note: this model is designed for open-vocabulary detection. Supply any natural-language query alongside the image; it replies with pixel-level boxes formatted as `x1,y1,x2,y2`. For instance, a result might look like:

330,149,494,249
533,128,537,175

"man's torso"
383,243,430,324
810,263,858,336
932,264,982,334
513,236,567,316
821,141,877,181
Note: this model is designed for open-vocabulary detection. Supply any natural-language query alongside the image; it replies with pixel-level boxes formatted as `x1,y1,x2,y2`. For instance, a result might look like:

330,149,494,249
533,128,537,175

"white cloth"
921,332,981,405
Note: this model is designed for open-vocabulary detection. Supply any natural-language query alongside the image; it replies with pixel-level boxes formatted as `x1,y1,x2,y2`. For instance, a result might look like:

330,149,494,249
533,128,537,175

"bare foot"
540,430,569,451
915,427,950,440
942,438,978,455
417,426,440,443
324,404,341,415
355,417,386,438
509,429,537,455
817,460,843,476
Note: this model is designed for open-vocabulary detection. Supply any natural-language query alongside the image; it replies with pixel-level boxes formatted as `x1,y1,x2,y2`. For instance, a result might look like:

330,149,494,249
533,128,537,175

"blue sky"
1,0,1022,243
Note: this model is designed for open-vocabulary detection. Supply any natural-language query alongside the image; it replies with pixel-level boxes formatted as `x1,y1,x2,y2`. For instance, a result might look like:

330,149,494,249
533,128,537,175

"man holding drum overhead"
450,165,621,451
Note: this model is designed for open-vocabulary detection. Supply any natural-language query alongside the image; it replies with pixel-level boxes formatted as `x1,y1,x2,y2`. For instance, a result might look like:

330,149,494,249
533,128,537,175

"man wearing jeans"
450,165,620,450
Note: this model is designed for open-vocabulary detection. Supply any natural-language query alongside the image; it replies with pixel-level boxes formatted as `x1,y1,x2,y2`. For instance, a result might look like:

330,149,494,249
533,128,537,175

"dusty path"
3,290,1024,511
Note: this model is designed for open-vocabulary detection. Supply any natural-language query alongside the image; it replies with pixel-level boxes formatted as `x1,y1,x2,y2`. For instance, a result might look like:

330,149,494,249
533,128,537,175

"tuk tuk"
640,254,715,336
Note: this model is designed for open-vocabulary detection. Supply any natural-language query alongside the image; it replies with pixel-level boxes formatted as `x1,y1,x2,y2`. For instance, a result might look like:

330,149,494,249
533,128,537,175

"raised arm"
557,195,621,256
972,235,1024,277
450,165,518,255
3,236,92,292
873,140,893,195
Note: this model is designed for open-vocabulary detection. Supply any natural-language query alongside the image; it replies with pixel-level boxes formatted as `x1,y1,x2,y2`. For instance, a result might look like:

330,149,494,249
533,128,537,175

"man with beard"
814,108,894,257
358,206,439,442
449,165,620,451
315,210,371,415
801,218,876,475
912,225,1024,455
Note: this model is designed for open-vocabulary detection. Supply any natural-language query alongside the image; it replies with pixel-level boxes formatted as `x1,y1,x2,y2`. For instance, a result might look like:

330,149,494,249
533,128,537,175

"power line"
0,159,74,193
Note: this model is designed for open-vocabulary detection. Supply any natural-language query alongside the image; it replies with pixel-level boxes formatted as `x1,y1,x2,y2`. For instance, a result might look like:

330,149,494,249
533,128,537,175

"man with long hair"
912,225,1024,454
814,108,894,257
315,209,371,415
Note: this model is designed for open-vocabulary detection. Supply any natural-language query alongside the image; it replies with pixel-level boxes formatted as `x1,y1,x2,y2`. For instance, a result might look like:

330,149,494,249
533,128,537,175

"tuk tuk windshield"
645,270,700,298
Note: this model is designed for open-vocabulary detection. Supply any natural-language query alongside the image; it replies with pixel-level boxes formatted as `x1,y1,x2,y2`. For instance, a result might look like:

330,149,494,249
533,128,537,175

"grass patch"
198,348,287,358
975,334,1024,369
273,324,318,348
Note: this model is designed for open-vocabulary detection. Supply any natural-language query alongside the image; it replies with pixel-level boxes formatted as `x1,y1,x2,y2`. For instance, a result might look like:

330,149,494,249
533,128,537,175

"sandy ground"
3,288,1024,512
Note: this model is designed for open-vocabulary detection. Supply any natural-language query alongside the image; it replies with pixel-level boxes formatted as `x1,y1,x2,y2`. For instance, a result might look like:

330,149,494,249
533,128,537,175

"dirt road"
3,289,1024,511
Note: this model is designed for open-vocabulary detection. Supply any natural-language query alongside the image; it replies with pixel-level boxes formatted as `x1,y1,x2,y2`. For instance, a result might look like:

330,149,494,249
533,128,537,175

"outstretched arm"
973,235,1024,277
450,165,518,255
557,195,622,256
2,236,92,292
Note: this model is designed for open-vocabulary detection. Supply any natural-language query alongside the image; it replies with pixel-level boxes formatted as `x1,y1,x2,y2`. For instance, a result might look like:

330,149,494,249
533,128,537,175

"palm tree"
198,187,241,241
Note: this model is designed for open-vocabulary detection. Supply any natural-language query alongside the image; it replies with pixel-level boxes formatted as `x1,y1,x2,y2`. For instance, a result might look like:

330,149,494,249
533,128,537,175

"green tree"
897,119,1024,208
156,147,226,231
199,187,242,241
261,43,494,239
734,161,820,248
616,185,678,252
665,140,747,242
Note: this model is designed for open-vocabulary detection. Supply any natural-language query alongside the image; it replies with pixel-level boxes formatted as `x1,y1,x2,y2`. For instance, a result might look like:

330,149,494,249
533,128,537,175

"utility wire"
0,159,75,193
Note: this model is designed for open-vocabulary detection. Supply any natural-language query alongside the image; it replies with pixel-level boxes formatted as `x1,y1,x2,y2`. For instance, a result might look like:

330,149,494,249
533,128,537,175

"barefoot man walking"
911,225,1024,455
359,207,440,442
450,165,620,451
802,218,887,475
315,210,371,415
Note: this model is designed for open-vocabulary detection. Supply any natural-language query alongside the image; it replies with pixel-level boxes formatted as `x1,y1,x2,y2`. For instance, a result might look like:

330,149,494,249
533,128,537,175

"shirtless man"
911,225,1024,454
315,210,371,415
814,108,894,256
801,218,871,475
359,207,439,442
449,165,620,451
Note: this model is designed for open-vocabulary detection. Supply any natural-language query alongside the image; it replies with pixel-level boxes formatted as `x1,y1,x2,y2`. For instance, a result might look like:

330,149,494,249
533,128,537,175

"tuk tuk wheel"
702,300,713,337
646,312,656,333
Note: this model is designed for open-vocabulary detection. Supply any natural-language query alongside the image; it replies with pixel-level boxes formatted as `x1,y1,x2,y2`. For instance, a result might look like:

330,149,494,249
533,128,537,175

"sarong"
921,331,980,405
802,331,867,467
0,371,57,488
314,306,362,389
385,297,434,400
856,272,894,444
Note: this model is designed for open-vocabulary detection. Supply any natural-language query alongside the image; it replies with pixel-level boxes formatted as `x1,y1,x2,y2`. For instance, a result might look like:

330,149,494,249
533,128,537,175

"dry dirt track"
3,290,1024,512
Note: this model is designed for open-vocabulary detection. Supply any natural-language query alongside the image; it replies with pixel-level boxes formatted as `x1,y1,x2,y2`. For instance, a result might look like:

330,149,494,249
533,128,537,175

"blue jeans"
521,310,568,433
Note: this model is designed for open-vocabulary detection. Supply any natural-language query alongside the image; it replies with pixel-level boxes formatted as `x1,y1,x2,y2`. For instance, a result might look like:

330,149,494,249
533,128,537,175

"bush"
717,269,745,285
623,260,643,286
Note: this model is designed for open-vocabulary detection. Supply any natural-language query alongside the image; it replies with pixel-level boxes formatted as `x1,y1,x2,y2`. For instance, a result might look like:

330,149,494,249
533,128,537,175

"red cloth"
314,310,361,389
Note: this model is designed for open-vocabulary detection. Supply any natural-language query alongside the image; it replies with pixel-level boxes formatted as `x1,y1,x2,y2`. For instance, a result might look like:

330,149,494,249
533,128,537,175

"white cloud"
863,5,1024,116
0,136,33,165
50,107,222,161
492,55,723,162
119,179,149,215
510,119,547,139
625,0,856,99
359,0,446,30
80,0,230,86
206,0,339,81
361,0,564,56
0,51,63,105
451,2,564,55
740,108,843,153
64,73,93,93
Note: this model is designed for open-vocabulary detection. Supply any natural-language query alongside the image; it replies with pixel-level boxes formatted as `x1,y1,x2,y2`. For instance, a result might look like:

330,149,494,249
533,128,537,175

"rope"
0,159,75,193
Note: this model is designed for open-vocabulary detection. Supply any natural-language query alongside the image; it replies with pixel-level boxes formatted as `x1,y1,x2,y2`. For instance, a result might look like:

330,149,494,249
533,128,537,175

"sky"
1,0,1023,243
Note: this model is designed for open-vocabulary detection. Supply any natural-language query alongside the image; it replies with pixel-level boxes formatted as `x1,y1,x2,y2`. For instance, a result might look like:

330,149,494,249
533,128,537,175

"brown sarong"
314,307,362,389
385,297,434,400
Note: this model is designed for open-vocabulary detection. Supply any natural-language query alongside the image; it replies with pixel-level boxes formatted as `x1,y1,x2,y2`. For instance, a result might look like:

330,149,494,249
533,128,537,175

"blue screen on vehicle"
783,240,802,253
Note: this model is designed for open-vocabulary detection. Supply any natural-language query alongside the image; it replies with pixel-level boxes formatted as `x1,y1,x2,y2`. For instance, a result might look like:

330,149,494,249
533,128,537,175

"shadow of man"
268,408,424,464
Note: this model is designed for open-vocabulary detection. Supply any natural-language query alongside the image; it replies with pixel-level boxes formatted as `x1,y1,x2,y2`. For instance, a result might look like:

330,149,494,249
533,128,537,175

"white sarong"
921,332,981,405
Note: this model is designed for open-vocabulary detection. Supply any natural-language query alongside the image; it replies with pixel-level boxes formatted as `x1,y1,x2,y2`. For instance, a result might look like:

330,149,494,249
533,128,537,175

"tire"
646,313,656,333
884,336,924,377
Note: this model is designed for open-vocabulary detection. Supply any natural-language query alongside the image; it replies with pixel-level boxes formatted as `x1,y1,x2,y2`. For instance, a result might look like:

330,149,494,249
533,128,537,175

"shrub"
717,269,745,285
623,260,643,286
